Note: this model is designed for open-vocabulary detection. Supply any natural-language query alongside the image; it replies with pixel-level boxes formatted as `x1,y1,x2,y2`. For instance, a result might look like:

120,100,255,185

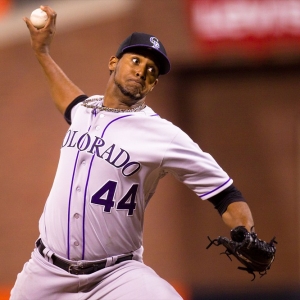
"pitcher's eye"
132,58,139,64
148,66,154,73
148,66,159,77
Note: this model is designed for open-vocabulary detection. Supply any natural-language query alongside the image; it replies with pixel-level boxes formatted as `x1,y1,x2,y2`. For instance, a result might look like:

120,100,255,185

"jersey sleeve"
162,129,233,200
64,94,89,125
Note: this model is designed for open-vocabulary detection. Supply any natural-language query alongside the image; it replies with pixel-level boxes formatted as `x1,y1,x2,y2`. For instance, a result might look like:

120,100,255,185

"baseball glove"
206,226,277,280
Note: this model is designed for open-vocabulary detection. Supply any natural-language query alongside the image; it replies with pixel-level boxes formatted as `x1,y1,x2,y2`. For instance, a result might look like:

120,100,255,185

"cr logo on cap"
150,37,160,49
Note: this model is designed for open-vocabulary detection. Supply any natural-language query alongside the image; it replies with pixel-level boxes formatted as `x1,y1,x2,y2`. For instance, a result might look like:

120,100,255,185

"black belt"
37,239,133,275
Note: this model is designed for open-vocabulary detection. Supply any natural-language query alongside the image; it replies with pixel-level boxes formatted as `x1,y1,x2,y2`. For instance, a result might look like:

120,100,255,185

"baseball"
30,8,48,29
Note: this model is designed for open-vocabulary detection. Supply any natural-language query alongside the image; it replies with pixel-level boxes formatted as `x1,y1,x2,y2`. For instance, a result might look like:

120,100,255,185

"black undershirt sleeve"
207,184,246,216
64,94,89,125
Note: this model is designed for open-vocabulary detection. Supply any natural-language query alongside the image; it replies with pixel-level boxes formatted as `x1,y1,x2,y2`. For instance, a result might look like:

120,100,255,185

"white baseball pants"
10,248,182,300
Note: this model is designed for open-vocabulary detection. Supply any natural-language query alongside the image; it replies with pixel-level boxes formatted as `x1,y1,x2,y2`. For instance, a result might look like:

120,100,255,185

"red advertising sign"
188,0,300,58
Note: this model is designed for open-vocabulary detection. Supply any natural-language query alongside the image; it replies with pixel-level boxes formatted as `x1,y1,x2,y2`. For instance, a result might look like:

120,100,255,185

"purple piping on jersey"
101,115,132,138
81,114,132,260
67,125,92,260
200,177,232,198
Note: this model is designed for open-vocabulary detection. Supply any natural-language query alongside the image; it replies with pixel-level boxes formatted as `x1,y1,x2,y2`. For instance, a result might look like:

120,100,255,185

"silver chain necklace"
82,98,146,113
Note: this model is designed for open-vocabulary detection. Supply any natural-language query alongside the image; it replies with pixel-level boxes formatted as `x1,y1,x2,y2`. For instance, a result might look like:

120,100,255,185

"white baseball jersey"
39,96,232,262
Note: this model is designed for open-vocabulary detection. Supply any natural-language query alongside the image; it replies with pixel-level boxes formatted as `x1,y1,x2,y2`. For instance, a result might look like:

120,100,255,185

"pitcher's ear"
109,56,119,72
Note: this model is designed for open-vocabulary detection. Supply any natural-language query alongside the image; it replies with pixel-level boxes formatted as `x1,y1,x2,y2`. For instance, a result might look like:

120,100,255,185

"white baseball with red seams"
39,96,232,262
30,8,48,29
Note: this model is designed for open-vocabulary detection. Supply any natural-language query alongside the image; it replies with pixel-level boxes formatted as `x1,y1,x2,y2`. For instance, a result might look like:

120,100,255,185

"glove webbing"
206,235,277,281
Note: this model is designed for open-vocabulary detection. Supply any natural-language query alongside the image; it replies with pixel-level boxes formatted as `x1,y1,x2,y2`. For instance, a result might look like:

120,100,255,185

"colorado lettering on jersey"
62,130,141,177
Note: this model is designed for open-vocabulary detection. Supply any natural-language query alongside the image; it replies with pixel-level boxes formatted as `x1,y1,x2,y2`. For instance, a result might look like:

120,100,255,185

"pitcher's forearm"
36,52,84,114
222,202,254,232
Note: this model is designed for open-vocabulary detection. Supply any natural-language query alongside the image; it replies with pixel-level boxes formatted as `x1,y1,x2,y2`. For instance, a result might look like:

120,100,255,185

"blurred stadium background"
1,0,300,299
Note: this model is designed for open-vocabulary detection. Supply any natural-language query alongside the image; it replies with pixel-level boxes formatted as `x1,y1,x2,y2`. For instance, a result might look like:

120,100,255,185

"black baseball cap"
116,32,170,75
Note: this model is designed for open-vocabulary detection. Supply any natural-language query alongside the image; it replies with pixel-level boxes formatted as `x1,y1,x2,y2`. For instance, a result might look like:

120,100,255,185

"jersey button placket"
70,181,83,258
68,149,90,260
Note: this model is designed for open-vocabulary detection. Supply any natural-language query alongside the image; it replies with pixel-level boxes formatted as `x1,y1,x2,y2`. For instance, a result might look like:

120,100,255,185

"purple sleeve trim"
200,178,232,198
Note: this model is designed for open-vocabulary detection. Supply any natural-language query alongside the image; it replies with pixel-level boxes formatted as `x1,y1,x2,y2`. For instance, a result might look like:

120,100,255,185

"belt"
37,239,133,275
